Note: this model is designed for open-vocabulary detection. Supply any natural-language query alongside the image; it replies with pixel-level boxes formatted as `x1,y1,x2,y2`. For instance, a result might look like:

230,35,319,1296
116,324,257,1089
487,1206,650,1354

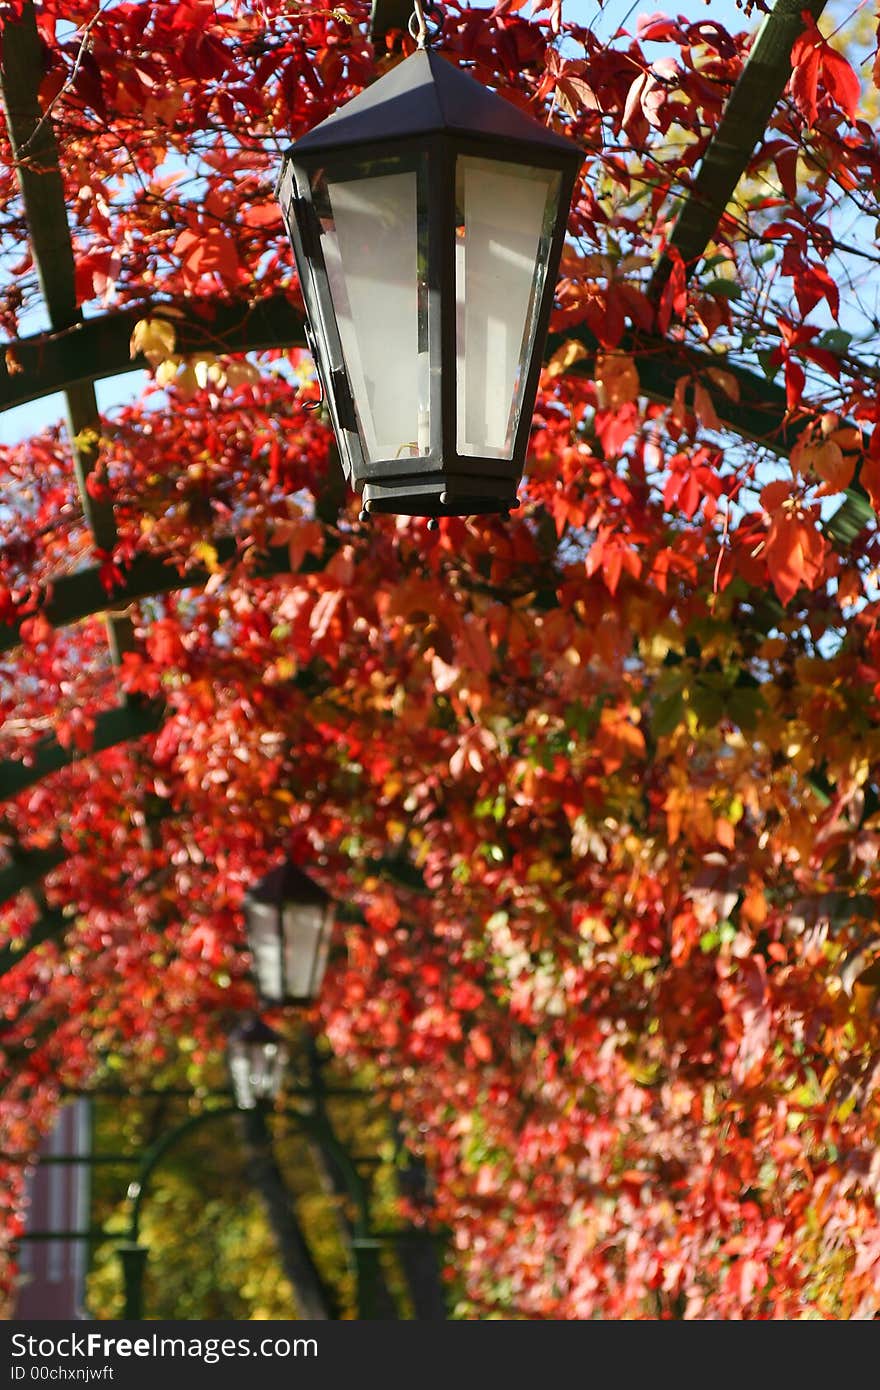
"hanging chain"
408,0,429,48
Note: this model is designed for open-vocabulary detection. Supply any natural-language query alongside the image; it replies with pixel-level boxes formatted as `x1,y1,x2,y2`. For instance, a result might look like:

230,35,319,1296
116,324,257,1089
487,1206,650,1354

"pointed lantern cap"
246,861,331,909
288,47,580,162
229,1015,282,1048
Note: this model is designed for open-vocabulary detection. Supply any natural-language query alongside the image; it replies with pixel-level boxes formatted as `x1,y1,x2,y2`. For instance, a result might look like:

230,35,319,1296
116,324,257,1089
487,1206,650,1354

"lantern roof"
229,1014,281,1047
288,47,581,161
244,859,331,908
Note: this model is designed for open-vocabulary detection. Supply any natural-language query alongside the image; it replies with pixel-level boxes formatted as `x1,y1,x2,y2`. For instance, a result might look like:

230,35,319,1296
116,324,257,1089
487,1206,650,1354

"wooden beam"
0,10,77,324
1,1,137,669
651,0,828,298
0,539,297,655
0,909,68,977
0,295,305,414
547,324,798,454
0,700,164,802
547,322,871,544
1,3,114,548
370,0,414,50
0,845,66,906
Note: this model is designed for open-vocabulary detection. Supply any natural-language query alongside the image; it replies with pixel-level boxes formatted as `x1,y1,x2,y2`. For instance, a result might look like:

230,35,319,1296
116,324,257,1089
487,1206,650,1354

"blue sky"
567,0,748,41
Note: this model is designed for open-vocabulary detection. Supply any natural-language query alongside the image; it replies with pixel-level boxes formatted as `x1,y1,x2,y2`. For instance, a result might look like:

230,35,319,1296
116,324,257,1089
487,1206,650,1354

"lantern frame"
242,860,334,1008
278,46,583,520
227,1015,288,1110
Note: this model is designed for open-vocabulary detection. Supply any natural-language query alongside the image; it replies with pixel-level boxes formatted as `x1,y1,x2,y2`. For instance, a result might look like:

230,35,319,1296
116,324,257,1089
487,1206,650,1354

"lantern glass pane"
228,1048,254,1108
281,903,329,1000
229,1038,286,1109
455,158,561,459
313,160,430,463
247,903,285,1003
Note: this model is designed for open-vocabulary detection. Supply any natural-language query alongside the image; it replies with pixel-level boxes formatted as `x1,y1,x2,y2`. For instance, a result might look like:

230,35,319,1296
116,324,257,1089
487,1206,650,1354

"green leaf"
703,278,743,301
689,682,725,728
725,685,766,732
653,690,685,737
815,328,852,356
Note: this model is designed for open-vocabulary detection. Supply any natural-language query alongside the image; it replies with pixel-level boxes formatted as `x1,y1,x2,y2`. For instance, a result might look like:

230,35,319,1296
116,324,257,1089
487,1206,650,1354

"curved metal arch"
119,1096,392,1319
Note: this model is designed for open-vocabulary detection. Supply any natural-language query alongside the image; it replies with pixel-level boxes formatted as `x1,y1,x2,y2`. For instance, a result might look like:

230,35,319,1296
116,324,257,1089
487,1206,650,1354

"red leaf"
451,981,485,1012
657,248,686,336
860,447,880,513
784,358,806,412
790,20,822,125
821,46,860,120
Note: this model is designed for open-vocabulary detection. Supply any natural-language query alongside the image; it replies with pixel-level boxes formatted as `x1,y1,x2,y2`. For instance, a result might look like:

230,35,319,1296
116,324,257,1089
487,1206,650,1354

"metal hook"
408,0,428,47
408,0,441,47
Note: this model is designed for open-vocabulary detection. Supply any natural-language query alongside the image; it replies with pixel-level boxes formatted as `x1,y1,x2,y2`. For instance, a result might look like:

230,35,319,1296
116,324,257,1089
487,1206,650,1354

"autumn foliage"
3,0,880,1318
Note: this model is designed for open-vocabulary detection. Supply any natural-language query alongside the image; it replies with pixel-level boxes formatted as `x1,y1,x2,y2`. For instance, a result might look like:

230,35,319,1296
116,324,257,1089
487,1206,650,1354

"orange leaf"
595,707,645,773
860,452,880,513
791,437,854,494
760,479,793,514
468,1027,493,1062
764,508,828,605
715,817,735,850
595,351,639,408
706,366,741,402
693,382,721,432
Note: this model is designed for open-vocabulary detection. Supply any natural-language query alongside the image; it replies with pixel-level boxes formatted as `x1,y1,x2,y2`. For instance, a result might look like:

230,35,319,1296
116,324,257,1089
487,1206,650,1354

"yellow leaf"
193,541,220,573
545,338,589,379
175,365,199,400
225,359,260,388
71,427,100,451
155,357,181,388
130,316,177,364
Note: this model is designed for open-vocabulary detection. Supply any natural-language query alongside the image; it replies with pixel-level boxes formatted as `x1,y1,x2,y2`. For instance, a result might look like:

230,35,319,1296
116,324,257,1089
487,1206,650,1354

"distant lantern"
242,860,334,1007
277,23,582,524
227,1015,288,1110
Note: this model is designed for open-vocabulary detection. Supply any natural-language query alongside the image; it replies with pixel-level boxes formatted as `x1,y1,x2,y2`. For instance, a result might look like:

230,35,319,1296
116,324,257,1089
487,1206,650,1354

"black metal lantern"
227,1015,288,1109
243,860,334,1006
277,29,582,522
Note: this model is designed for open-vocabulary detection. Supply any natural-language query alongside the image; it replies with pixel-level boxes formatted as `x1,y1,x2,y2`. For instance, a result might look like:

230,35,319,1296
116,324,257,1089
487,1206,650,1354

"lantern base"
361,476,518,519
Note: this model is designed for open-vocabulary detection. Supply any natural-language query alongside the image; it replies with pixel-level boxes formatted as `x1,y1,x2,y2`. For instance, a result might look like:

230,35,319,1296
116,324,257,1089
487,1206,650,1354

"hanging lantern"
242,860,334,1006
277,24,582,523
227,1015,288,1109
